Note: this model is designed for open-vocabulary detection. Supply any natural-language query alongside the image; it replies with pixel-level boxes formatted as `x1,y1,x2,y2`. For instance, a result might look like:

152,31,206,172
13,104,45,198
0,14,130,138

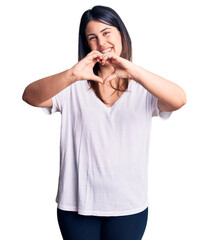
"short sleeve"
41,87,67,115
151,94,172,120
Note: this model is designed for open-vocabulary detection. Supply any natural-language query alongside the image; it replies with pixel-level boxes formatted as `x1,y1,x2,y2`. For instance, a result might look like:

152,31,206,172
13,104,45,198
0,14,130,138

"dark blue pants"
57,207,148,240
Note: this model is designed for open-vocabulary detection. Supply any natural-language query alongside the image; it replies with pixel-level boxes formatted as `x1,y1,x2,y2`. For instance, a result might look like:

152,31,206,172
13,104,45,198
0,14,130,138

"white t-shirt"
42,79,172,216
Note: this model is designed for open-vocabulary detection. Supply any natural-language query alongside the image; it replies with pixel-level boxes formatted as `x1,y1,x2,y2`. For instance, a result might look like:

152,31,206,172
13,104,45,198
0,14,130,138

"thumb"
91,75,104,84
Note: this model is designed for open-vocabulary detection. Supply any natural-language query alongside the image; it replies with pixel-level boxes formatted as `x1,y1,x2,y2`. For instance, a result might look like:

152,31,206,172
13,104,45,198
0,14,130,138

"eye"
104,32,110,36
89,36,96,41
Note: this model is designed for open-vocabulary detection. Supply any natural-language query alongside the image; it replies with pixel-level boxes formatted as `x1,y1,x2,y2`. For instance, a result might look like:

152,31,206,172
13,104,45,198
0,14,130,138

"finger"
89,50,103,55
91,54,103,65
96,57,103,64
101,54,119,66
87,50,101,57
102,52,118,61
89,51,103,60
86,51,102,60
91,75,104,84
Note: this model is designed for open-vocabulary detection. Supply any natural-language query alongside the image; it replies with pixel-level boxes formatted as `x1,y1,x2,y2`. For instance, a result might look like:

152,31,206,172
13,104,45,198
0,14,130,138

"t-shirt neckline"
85,79,133,111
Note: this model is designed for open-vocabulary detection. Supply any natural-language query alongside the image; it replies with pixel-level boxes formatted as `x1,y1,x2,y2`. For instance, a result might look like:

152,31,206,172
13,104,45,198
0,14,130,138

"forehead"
85,20,115,35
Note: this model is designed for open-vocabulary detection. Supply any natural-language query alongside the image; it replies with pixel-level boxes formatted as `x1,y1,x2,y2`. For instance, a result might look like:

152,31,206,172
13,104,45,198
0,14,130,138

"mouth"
100,48,112,54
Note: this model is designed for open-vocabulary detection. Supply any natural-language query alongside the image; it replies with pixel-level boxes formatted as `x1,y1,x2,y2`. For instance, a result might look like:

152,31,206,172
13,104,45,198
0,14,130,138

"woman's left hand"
100,53,135,83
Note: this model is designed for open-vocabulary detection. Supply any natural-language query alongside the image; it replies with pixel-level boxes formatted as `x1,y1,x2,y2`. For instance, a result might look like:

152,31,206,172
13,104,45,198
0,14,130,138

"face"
85,20,122,56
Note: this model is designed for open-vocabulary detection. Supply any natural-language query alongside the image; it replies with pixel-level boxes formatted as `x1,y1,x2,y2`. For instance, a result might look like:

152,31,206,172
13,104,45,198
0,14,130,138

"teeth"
101,48,112,54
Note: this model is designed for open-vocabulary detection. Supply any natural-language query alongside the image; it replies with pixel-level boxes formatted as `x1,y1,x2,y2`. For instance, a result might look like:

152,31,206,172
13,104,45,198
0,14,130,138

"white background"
1,0,208,239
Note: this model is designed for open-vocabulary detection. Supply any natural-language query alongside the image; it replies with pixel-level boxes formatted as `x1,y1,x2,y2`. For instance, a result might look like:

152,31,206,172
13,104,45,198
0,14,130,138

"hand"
71,50,104,83
100,53,134,83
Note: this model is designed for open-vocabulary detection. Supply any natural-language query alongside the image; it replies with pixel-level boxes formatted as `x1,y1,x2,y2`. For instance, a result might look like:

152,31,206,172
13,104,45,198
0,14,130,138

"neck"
98,64,120,87
98,64,115,79
97,64,131,88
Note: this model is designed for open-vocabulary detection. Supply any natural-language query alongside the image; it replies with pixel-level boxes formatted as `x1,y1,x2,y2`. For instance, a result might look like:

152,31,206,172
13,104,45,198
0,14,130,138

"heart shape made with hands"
96,58,114,84
95,54,131,84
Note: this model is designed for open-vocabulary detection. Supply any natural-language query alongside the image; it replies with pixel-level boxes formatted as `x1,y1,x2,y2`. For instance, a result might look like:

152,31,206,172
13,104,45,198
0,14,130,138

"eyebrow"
86,27,111,38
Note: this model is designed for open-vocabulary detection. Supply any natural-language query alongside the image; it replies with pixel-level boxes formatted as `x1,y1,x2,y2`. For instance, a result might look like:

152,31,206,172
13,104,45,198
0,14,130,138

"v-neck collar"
86,79,133,111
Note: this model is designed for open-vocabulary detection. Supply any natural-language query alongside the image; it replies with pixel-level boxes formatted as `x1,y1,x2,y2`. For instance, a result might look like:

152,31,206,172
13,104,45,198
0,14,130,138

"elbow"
22,89,36,106
181,95,187,107
166,89,187,112
179,88,187,108
22,89,31,104
174,89,187,110
176,99,186,111
22,90,28,102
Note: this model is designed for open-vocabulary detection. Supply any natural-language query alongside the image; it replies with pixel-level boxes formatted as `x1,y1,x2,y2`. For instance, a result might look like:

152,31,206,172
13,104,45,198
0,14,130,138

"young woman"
22,5,186,240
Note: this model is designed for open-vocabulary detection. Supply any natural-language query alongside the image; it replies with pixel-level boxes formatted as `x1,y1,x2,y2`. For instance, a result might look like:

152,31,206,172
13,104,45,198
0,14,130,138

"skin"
23,20,186,110
84,20,187,111
85,20,123,85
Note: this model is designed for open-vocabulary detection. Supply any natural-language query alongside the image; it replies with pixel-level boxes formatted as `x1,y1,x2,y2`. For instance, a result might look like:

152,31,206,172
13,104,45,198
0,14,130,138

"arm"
22,50,104,107
22,68,78,107
128,64,187,112
102,53,186,112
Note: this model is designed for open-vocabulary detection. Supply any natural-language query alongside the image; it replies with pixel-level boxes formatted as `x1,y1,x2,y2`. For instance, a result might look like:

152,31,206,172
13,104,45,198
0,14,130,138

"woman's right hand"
22,51,104,106
71,50,104,84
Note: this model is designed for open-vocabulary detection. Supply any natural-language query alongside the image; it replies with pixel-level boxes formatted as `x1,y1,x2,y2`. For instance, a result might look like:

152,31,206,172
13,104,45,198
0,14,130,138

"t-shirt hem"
57,201,149,217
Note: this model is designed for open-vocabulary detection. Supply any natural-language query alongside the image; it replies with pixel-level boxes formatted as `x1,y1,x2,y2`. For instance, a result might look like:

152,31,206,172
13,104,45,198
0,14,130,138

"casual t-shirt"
42,79,172,216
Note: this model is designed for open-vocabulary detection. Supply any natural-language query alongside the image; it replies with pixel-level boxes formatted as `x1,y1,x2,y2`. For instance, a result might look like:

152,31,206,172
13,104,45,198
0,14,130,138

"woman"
22,5,186,240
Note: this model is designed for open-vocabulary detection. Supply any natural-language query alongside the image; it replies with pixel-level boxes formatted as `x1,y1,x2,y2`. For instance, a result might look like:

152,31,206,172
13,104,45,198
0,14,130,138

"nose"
97,36,106,49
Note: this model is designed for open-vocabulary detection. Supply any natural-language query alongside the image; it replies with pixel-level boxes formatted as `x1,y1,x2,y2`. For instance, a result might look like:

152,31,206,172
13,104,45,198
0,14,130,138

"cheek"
86,40,91,47
115,37,122,52
88,41,97,50
114,34,122,49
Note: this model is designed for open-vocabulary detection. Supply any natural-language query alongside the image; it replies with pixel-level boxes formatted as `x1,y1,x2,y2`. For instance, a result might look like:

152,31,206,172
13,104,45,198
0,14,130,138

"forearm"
22,68,77,106
129,64,187,110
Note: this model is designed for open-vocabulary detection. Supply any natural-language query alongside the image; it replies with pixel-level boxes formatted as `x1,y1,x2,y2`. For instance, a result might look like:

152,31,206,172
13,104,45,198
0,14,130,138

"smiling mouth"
100,48,112,54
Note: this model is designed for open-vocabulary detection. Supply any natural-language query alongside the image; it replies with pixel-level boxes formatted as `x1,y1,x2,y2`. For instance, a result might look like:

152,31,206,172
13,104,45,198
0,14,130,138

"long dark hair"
78,5,132,105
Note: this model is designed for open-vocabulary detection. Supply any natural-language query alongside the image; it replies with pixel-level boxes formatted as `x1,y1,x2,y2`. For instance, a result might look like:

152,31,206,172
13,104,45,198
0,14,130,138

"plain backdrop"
1,0,208,239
